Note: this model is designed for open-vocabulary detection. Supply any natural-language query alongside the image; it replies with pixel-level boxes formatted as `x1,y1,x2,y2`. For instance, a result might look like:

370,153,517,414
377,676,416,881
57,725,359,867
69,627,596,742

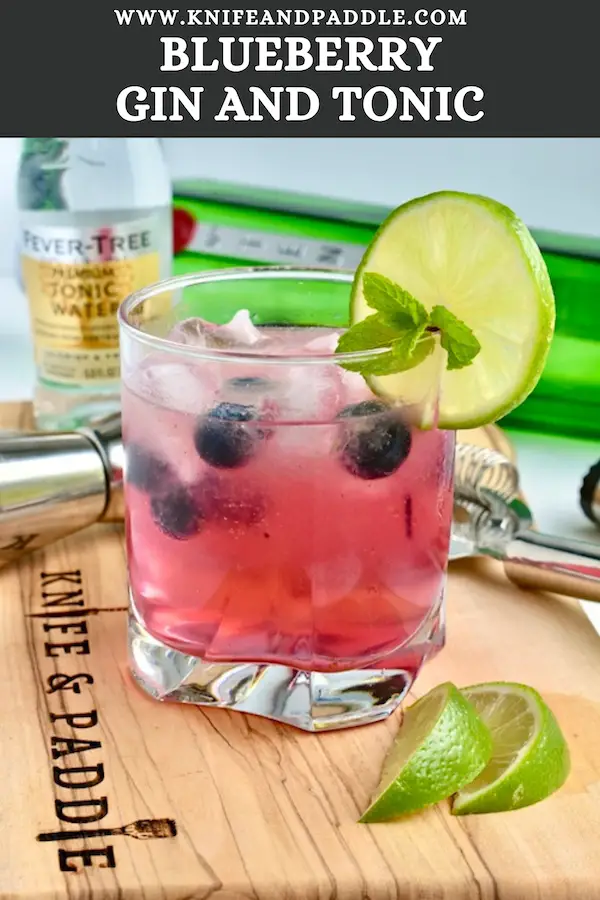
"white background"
1,137,599,633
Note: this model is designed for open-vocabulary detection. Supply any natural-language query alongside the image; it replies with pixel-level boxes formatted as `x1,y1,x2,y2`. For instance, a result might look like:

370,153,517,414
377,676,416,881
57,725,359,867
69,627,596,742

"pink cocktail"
119,268,455,731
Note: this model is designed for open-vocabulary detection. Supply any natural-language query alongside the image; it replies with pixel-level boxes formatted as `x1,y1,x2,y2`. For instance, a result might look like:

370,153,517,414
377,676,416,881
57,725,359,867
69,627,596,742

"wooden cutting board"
2,402,600,900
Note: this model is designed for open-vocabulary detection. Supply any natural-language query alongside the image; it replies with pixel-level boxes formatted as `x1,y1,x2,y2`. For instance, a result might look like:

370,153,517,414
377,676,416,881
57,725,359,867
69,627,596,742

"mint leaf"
366,332,436,376
429,305,481,371
336,314,399,375
363,273,429,330
338,325,436,377
335,314,398,354
340,348,400,377
393,332,436,372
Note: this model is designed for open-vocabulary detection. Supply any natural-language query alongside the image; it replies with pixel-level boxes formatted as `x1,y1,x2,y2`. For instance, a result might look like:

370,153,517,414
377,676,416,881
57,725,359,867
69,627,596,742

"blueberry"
337,400,389,420
150,483,203,540
126,444,173,493
193,402,259,469
337,401,412,480
226,376,273,391
197,475,266,527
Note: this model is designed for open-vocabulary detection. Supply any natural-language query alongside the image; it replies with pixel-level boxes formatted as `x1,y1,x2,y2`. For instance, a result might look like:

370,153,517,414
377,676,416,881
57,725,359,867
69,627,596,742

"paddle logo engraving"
31,569,177,873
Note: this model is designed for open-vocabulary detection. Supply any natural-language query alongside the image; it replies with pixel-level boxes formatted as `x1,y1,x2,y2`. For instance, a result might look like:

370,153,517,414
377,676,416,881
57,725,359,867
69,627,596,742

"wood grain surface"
1,402,599,899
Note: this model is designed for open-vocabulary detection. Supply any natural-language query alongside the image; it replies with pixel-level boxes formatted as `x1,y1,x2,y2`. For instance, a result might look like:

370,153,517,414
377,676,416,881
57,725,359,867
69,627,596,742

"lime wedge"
452,682,570,815
360,683,492,822
351,191,555,428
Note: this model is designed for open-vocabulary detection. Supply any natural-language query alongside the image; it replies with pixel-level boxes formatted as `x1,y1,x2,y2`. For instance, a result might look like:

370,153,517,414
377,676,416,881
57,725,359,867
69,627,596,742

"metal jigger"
0,413,124,571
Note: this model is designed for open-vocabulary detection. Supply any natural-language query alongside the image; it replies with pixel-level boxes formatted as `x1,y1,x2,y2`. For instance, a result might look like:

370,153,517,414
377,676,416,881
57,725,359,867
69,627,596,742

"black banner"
2,2,599,136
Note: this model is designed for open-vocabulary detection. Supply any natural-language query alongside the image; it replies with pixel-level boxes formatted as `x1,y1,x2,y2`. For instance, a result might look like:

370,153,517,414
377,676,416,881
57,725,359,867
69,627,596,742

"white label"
187,222,367,269
21,215,163,265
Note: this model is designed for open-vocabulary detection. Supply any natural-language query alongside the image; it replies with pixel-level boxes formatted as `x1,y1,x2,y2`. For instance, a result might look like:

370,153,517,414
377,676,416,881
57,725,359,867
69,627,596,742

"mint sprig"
336,273,481,377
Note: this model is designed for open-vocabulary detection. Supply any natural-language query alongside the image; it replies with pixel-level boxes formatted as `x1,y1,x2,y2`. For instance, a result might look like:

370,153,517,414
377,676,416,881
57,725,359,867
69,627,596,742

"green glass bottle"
172,180,600,441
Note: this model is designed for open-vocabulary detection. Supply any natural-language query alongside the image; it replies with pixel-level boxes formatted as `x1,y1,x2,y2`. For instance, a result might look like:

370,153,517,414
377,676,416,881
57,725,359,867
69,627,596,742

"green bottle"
172,180,600,441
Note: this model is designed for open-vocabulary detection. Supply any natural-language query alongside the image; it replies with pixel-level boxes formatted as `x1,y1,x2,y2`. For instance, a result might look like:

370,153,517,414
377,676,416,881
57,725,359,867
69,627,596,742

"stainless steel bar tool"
0,413,123,570
453,444,600,603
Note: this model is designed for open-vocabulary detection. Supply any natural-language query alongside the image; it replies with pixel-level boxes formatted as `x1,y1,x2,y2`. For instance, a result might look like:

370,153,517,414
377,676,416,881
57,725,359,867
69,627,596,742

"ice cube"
309,556,362,607
219,309,264,347
337,367,373,406
311,329,376,406
136,354,217,416
168,310,264,350
282,364,343,421
167,318,215,347
303,331,340,355
266,367,343,460
126,365,211,485
255,327,342,357
264,328,343,422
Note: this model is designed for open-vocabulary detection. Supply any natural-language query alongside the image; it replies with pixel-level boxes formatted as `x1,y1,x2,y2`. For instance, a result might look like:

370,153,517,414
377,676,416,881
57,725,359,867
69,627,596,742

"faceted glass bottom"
128,590,445,733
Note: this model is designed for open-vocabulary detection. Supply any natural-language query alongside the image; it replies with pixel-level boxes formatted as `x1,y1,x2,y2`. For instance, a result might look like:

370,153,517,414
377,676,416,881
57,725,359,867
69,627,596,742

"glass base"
128,597,445,732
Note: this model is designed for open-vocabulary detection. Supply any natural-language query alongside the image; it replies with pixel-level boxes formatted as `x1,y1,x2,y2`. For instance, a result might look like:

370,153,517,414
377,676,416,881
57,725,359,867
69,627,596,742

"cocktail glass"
118,267,455,732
